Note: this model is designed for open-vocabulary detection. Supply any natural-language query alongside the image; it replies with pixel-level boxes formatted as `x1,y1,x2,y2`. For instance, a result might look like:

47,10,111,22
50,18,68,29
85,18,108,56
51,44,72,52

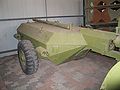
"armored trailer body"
15,17,120,90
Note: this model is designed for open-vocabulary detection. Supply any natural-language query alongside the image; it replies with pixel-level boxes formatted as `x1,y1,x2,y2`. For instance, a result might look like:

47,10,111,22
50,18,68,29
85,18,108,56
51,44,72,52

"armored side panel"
80,28,120,61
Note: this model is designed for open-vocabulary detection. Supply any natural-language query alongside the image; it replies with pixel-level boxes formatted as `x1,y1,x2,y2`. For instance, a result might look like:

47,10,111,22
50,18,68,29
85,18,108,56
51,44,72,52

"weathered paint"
16,18,120,90
101,61,120,90
80,28,120,61
17,22,87,64
100,16,120,90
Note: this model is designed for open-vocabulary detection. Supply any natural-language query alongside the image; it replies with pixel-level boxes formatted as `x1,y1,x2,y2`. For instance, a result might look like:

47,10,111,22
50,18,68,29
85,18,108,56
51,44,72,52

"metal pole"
45,0,48,21
0,49,17,54
0,15,84,22
83,0,86,26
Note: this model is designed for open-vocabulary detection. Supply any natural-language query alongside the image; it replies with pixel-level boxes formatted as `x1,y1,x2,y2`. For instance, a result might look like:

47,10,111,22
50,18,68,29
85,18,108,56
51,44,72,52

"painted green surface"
80,28,120,61
16,19,120,90
18,23,53,48
118,17,120,27
115,17,120,47
48,46,86,64
46,32,87,56
100,61,120,90
114,36,120,48
100,17,120,90
17,22,87,64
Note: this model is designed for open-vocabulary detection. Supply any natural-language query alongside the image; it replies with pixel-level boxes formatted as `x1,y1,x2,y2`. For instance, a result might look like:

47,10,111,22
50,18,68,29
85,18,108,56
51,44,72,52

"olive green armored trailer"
15,17,120,90
15,20,88,74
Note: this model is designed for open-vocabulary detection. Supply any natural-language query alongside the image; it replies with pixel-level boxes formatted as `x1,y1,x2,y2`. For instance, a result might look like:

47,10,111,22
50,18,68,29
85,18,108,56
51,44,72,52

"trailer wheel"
18,40,39,75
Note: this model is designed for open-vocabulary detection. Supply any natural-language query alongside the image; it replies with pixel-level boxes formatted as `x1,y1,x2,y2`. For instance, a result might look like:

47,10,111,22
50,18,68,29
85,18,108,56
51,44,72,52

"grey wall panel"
47,0,83,25
0,20,27,51
0,0,45,19
47,0,82,16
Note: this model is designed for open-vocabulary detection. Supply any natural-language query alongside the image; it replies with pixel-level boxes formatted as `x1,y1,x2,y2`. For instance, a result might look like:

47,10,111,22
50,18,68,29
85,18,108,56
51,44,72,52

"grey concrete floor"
0,52,116,90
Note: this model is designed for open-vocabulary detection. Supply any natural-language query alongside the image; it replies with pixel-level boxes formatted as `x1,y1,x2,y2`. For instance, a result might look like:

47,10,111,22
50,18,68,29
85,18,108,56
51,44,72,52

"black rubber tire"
18,40,39,75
